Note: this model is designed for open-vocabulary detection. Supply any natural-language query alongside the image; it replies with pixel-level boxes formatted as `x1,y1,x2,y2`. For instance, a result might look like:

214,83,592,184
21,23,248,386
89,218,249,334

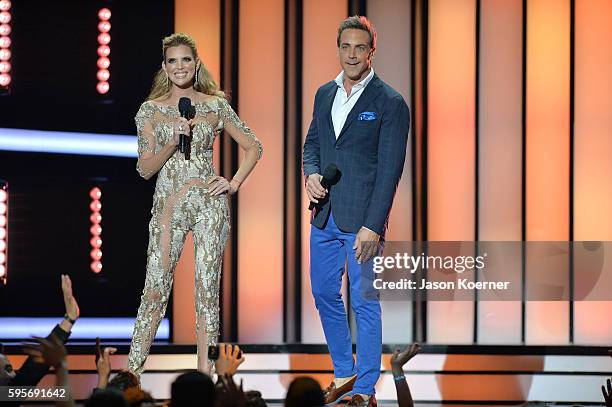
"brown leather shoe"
323,375,357,405
347,394,377,407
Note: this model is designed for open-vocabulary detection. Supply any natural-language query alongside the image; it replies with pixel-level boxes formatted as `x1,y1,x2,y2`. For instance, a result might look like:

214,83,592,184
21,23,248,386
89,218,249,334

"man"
302,16,410,407
0,275,79,388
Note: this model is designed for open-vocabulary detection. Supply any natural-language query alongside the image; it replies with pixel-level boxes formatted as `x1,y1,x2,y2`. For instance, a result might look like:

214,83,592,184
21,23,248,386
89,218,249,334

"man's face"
0,354,16,383
338,28,374,83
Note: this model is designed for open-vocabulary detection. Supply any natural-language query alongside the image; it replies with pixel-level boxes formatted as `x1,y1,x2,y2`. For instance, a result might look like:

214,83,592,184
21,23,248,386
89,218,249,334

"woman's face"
163,45,198,88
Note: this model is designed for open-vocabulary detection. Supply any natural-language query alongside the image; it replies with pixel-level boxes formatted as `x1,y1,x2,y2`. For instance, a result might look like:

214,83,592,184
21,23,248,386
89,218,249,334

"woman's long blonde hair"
147,33,224,101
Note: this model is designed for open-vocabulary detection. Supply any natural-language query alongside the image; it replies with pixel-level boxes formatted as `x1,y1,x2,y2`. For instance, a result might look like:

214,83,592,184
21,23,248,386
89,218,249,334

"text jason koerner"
373,278,510,290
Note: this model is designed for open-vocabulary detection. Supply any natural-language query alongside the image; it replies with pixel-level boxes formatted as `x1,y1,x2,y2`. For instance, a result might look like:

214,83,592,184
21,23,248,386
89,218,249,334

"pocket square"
358,111,377,121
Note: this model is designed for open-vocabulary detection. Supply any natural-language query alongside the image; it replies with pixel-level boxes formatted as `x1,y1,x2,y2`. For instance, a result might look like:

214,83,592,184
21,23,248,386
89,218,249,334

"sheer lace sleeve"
217,97,263,184
218,97,263,160
135,102,177,180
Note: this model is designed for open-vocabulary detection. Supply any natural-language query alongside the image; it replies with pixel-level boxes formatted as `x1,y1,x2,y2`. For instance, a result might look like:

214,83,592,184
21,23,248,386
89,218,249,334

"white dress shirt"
331,68,375,138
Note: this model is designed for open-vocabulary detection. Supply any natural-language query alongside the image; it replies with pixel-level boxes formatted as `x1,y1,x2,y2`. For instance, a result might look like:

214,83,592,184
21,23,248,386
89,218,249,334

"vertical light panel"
96,8,111,95
301,0,347,343
368,0,414,343
573,0,612,344
0,181,7,285
427,0,476,344
173,0,222,344
477,0,523,344
0,0,12,89
238,0,284,343
525,0,570,345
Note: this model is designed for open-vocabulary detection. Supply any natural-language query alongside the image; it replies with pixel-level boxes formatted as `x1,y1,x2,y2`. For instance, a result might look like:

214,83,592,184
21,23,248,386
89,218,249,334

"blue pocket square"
358,111,377,121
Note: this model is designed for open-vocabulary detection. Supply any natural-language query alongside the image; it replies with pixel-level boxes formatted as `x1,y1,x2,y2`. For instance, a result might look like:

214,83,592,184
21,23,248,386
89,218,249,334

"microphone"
309,163,338,211
178,97,192,160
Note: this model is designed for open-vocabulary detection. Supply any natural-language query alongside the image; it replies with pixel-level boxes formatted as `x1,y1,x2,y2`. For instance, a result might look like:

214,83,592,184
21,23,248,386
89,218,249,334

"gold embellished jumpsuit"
128,97,262,375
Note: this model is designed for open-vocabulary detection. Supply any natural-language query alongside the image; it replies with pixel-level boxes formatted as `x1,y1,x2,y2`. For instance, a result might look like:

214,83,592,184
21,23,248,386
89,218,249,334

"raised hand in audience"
96,346,117,389
217,374,247,407
23,335,75,407
23,335,66,368
603,378,612,407
215,344,246,376
389,343,421,407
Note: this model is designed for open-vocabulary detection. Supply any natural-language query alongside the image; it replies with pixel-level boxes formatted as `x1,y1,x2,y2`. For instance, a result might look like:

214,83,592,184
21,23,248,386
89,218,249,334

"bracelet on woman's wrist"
393,374,406,382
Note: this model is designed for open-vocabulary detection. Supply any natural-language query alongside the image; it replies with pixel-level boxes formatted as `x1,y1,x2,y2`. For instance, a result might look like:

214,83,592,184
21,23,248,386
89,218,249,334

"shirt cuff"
361,226,380,237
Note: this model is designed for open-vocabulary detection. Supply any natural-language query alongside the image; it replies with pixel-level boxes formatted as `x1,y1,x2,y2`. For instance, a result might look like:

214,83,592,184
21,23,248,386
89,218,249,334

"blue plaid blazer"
302,74,410,236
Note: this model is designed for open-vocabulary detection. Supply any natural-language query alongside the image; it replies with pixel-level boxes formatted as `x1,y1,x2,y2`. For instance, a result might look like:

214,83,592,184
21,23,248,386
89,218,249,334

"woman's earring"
165,73,170,87
195,68,199,84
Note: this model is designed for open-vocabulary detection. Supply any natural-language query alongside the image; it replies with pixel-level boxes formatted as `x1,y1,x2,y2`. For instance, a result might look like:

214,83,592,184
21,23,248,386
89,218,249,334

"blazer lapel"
322,84,337,136
336,75,382,143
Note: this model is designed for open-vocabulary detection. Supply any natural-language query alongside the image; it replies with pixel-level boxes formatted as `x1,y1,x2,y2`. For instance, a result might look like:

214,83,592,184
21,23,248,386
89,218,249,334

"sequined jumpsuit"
128,97,262,375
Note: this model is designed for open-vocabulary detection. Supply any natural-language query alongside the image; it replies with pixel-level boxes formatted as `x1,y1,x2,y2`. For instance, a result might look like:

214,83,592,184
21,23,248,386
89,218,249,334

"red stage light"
0,240,5,251
90,248,102,261
97,45,110,57
89,187,102,200
0,36,10,48
0,216,5,227
96,81,109,94
90,236,102,249
90,224,102,236
90,261,102,273
0,48,10,61
97,57,110,69
0,202,6,214
0,252,5,264
97,69,110,82
0,189,5,202
0,73,10,86
97,33,111,45
0,61,9,73
98,21,111,33
0,24,9,36
90,200,102,212
0,11,10,24
0,227,5,239
90,212,101,224
0,265,5,277
98,8,111,21
0,1,10,12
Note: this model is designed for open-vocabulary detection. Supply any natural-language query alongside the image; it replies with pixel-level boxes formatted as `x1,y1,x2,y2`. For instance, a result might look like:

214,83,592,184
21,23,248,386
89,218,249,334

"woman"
128,33,262,376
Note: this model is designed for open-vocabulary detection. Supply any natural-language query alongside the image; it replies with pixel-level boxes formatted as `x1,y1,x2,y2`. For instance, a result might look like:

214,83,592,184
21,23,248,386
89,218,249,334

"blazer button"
334,146,339,150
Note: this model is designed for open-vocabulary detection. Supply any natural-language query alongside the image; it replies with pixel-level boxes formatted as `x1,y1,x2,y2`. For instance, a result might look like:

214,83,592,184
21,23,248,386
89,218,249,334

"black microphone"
309,163,338,210
178,97,192,160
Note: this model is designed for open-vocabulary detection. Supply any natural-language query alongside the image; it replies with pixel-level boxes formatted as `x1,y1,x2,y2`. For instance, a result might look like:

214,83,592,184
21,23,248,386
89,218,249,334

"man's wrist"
64,313,77,324
391,367,404,377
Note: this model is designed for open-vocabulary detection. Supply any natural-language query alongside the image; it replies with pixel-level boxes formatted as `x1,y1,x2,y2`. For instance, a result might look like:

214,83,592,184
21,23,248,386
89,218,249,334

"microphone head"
178,97,192,117
322,163,338,181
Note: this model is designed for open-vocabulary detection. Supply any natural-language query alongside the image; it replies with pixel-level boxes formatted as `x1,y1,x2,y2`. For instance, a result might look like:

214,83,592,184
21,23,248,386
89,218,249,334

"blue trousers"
310,212,382,395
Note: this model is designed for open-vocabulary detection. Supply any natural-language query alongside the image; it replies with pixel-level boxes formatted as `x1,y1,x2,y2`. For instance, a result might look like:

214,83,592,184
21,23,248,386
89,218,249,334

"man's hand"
390,343,421,377
353,227,380,264
22,335,67,369
603,378,612,407
62,275,80,321
306,173,327,204
215,344,245,376
97,347,117,379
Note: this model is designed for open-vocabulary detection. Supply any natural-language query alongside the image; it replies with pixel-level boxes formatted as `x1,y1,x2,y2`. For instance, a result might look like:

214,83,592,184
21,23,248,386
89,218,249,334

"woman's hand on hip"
208,176,238,196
